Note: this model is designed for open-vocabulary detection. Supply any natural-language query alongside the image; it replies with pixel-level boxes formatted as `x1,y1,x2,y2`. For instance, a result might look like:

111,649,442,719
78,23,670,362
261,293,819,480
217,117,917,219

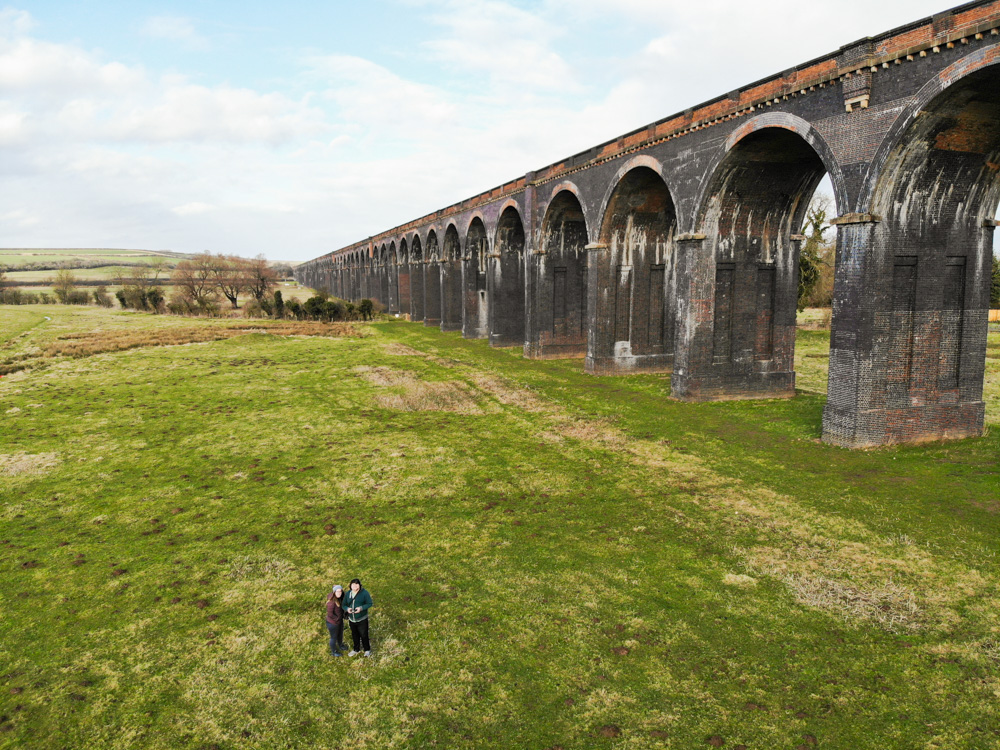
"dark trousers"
326,620,344,654
348,618,371,652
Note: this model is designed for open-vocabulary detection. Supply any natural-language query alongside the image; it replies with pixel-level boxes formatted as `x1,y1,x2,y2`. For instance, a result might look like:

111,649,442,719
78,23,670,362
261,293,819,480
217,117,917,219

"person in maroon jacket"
325,584,347,657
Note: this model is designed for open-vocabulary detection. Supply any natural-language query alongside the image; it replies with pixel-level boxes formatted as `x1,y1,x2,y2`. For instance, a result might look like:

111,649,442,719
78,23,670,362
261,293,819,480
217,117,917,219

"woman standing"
325,584,347,657
344,578,373,657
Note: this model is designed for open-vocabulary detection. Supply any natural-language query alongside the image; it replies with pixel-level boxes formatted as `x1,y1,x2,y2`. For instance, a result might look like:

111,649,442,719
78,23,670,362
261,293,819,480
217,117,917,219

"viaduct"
297,1,1000,449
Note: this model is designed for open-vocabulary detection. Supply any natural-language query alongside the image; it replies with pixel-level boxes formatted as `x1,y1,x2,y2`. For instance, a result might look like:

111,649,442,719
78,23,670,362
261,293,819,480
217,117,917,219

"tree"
243,255,279,302
93,285,113,308
798,196,831,311
171,254,217,311
116,260,165,310
359,298,374,321
211,254,247,309
273,290,284,319
991,254,999,308
53,269,77,304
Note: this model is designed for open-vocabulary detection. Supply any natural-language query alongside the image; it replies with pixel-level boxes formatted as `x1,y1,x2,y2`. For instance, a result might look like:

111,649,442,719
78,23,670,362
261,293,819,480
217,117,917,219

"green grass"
1,307,999,749
0,249,185,268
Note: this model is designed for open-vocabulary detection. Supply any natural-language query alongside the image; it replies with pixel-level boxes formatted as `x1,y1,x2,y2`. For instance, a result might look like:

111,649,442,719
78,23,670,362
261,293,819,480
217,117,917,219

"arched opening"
489,206,526,346
825,64,1000,446
588,167,677,374
440,224,463,332
409,236,425,321
378,244,389,307
387,241,399,313
677,128,828,400
423,230,442,327
397,238,411,316
528,190,588,358
463,217,489,339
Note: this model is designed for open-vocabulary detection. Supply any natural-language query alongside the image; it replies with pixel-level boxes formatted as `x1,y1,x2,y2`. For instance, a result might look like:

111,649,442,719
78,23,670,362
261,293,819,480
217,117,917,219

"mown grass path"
1,308,998,749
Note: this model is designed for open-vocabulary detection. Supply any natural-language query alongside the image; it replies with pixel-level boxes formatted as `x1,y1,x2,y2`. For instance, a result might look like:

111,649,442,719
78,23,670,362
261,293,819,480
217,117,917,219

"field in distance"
1,306,998,749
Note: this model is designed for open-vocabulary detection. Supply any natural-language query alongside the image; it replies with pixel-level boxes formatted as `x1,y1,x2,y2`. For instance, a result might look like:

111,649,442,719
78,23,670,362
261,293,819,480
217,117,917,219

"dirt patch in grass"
227,555,295,581
0,452,59,476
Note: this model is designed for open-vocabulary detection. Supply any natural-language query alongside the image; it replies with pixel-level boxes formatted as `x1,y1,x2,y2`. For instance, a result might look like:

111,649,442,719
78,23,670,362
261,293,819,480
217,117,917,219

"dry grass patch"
354,365,493,413
376,380,486,414
43,322,356,359
382,342,425,356
779,574,922,632
469,373,551,412
0,451,59,476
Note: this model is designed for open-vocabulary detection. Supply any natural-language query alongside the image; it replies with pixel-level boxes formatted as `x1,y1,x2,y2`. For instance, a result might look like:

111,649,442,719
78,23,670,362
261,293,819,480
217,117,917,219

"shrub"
147,287,165,313
115,290,127,308
273,290,284,319
359,299,374,321
324,299,346,321
66,290,90,305
286,299,303,320
93,286,114,308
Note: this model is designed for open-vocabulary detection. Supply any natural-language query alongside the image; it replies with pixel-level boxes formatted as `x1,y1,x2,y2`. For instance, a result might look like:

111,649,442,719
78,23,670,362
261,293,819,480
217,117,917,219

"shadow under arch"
441,224,463,332
423,229,442,327
526,188,589,359
463,216,489,339
409,234,425,322
676,123,831,401
489,205,526,347
587,164,678,375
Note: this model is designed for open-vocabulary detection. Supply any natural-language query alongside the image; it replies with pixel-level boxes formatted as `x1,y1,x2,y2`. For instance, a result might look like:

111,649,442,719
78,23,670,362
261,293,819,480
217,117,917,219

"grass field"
0,249,187,269
1,306,999,749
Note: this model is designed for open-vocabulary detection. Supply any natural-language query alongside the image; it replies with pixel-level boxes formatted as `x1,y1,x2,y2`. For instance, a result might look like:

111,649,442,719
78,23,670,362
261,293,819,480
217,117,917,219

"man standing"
344,578,373,657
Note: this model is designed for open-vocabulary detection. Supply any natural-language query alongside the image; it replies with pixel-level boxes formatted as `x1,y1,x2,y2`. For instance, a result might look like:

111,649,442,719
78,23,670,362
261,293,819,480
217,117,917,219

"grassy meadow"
1,306,999,749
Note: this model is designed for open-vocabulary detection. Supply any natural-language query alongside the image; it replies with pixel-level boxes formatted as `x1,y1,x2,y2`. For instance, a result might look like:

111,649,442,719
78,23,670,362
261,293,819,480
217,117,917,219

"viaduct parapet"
297,0,1000,448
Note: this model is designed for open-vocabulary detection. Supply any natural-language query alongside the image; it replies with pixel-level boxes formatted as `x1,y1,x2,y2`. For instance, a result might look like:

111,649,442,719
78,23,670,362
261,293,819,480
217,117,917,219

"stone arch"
698,113,847,218
463,216,489,339
409,234,425,321
489,205,526,347
588,165,678,374
441,223,463,331
677,124,829,400
596,155,675,243
527,188,589,359
823,54,1000,447
423,229,442,327
859,43,1000,210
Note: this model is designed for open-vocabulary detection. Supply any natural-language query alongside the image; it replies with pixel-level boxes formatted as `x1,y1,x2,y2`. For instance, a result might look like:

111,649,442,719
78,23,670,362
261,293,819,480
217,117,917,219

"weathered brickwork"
297,0,1000,448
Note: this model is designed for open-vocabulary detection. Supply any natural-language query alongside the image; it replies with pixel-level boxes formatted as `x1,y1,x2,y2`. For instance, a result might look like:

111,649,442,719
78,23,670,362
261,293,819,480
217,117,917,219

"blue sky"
0,0,991,260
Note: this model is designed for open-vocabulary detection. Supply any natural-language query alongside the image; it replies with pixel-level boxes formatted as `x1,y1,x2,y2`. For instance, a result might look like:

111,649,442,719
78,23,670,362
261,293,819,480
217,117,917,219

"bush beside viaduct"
297,0,1000,449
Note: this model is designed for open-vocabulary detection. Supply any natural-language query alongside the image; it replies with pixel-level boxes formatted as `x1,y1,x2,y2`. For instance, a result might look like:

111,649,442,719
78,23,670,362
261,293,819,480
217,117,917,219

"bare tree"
211,254,247,309
171,254,217,310
243,255,279,302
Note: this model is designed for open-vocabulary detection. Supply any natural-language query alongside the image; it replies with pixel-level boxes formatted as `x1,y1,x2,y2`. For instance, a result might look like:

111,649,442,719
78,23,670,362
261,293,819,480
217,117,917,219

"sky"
0,0,990,261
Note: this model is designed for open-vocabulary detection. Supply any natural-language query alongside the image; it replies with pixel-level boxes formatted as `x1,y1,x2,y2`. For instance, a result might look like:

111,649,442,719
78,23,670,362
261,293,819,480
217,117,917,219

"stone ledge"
830,213,882,226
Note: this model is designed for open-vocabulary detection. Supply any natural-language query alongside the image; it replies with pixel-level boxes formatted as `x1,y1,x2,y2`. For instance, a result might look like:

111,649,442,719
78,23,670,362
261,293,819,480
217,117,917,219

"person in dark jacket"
344,578,373,657
325,584,347,657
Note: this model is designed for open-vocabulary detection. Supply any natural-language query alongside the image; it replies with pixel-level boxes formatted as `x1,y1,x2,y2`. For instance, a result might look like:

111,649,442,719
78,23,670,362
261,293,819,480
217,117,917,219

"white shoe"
348,650,358,657
364,651,372,658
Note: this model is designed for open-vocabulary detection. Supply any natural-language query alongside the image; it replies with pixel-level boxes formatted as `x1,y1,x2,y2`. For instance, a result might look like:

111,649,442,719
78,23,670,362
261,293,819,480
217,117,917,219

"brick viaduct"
297,1,1000,449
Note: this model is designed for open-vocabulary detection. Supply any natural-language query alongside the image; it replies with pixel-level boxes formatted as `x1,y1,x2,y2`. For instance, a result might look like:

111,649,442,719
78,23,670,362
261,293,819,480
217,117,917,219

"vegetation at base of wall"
991,254,999,307
0,307,997,749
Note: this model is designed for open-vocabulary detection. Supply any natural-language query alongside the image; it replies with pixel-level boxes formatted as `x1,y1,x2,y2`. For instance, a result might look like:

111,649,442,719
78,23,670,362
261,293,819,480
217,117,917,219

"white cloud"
0,7,34,36
140,15,208,49
421,0,579,95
